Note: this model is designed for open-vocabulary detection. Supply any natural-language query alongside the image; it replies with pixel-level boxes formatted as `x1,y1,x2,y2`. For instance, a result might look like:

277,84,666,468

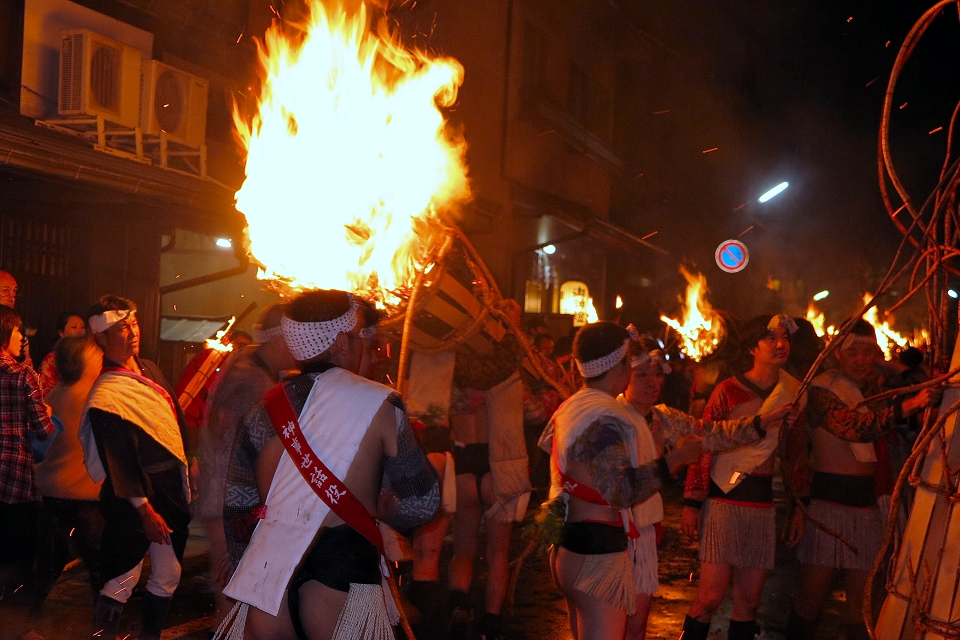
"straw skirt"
699,499,776,570
795,499,883,571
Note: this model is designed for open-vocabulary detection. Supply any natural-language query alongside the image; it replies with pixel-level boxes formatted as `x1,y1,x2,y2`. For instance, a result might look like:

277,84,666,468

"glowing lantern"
560,281,598,327
233,0,470,308
660,267,725,361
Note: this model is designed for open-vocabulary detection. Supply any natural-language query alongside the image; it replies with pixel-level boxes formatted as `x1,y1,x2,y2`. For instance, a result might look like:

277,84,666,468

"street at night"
2,0,960,639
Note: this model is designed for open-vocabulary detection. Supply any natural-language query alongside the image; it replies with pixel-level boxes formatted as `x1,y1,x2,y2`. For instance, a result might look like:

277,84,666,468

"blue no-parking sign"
715,239,749,273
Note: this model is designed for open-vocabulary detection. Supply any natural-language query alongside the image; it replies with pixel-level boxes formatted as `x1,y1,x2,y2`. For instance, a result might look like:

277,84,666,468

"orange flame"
234,1,470,307
615,295,623,310
805,303,836,339
660,267,725,361
862,294,908,359
204,317,237,353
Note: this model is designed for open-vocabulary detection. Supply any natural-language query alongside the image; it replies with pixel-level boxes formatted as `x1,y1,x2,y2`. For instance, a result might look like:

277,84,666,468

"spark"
93,630,103,637
237,32,244,43
14,584,23,593
641,231,658,240
70,528,76,536
538,129,555,137
929,126,943,135
899,102,908,109
119,575,136,584
865,77,879,87
738,225,754,237
689,573,694,582
847,16,853,22
885,40,891,47
702,147,718,154
733,201,749,211
653,109,670,115
635,172,644,179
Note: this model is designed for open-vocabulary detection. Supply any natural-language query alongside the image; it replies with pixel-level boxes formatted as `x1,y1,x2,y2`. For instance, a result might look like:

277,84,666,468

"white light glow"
813,290,829,301
542,244,556,255
949,290,958,299
216,238,232,248
758,181,789,203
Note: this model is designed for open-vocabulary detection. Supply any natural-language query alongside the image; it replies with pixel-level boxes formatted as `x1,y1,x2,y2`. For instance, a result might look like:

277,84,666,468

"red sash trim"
262,384,384,554
553,445,640,538
100,365,179,423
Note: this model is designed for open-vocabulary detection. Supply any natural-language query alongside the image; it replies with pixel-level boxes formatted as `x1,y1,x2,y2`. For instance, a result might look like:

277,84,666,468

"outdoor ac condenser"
58,29,141,129
139,60,209,149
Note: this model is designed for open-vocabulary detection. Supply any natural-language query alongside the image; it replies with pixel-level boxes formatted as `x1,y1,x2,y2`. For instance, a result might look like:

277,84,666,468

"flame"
805,303,836,339
862,294,908,359
615,295,623,310
205,317,237,353
234,1,470,307
660,267,725,361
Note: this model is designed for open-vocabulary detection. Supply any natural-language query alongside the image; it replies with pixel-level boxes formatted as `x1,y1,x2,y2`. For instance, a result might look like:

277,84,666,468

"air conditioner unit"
139,60,208,149
58,29,141,129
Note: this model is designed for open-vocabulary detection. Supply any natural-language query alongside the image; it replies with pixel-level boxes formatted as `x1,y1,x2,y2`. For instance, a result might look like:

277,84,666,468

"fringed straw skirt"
795,499,883,571
699,499,776,570
629,524,659,597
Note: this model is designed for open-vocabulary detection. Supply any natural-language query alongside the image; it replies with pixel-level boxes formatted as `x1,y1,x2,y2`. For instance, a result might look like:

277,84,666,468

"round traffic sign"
715,239,749,273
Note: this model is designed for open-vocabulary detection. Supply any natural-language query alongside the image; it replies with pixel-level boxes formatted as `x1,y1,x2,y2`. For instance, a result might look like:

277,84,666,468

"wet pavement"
23,480,853,639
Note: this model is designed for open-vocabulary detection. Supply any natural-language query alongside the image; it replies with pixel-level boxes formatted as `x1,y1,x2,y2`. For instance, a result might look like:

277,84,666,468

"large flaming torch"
233,0,470,310
232,0,567,401
660,267,725,361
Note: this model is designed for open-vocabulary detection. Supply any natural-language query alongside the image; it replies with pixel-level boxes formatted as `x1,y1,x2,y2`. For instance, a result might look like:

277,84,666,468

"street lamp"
813,290,829,301
758,181,789,203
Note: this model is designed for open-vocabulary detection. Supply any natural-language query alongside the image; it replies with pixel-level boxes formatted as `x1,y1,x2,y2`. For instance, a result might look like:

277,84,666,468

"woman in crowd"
617,330,793,639
34,335,105,605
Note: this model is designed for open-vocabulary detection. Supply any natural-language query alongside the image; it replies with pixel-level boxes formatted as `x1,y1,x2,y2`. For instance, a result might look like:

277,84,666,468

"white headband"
624,324,671,373
89,309,134,334
281,298,359,362
841,334,878,351
254,324,284,343
576,339,629,378
630,351,672,374
767,314,798,335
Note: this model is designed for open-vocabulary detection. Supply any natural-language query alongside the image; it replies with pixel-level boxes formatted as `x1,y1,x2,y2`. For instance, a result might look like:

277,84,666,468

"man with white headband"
787,318,941,640
80,295,191,640
617,330,794,640
537,321,663,639
680,314,809,640
198,302,295,633
220,289,439,640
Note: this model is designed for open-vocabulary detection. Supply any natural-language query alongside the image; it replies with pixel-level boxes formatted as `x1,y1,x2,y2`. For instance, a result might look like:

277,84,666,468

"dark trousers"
33,497,104,602
0,501,40,602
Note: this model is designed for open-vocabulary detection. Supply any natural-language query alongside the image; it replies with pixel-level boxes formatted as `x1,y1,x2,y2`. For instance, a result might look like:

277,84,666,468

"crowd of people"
0,266,945,640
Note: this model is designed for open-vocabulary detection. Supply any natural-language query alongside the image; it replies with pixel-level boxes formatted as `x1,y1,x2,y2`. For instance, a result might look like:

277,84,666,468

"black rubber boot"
728,619,759,640
680,615,711,640
140,592,173,640
407,580,445,640
447,590,473,640
844,622,871,640
478,611,504,640
92,594,124,639
785,610,818,640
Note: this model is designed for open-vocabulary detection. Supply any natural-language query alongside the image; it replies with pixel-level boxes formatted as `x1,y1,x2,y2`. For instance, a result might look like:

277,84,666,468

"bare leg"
449,474,481,593
731,566,767,621
203,518,234,630
549,547,579,640
687,561,733,622
792,563,834,622
553,547,627,640
246,588,299,640
625,593,653,640
479,472,513,616
413,453,450,582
